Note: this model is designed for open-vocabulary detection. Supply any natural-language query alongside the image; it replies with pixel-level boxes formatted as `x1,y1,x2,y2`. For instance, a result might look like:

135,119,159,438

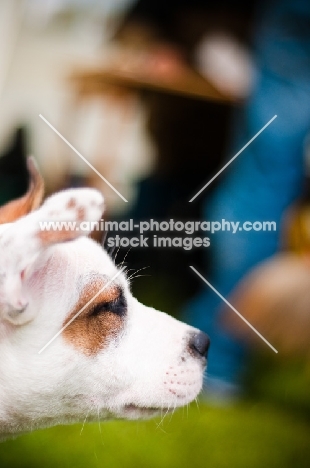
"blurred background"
0,0,310,466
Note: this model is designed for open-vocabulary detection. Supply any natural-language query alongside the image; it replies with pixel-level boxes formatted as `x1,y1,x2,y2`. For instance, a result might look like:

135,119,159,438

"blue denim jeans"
183,0,310,385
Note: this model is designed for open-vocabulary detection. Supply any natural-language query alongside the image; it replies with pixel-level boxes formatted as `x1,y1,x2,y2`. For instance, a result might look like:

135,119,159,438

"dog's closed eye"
89,291,127,317
62,278,126,355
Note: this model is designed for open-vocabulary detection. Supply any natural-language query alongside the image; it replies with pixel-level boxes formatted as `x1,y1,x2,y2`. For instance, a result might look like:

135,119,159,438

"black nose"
189,332,210,359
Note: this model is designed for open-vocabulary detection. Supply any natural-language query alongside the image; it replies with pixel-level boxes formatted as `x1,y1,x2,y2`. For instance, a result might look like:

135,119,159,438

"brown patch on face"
0,157,44,224
62,277,126,356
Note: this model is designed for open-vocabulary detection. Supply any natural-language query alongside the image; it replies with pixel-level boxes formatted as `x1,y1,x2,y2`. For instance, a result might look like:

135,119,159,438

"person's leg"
184,0,310,390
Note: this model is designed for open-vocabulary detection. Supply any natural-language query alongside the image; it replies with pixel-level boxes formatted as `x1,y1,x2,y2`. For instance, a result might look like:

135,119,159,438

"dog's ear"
0,187,104,325
0,156,44,225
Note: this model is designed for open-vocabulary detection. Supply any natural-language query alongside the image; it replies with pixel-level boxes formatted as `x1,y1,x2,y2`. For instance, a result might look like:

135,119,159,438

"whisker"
80,408,91,436
156,404,171,429
194,397,200,413
101,229,108,247
97,405,104,445
113,245,122,264
126,274,151,282
123,268,136,278
117,247,132,269
106,241,116,258
169,399,177,423
126,266,150,281
156,400,168,434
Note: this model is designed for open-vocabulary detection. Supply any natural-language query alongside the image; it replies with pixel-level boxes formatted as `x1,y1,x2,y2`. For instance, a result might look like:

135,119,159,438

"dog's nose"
189,331,210,359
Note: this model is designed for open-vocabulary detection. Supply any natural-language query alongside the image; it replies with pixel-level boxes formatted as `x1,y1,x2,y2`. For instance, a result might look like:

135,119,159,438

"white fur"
0,188,206,440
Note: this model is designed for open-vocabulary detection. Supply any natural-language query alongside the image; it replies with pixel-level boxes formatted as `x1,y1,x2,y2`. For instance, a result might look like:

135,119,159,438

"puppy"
0,158,209,440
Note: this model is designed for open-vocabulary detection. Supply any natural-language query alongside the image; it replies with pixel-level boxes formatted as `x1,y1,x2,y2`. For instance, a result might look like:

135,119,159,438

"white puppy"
0,158,209,440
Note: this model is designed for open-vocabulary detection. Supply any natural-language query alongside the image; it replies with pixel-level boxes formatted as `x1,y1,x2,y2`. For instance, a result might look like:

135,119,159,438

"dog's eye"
90,291,127,317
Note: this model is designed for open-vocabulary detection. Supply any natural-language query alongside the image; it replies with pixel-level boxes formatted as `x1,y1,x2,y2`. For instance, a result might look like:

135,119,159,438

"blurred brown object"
222,253,310,358
112,1,255,100
286,204,310,257
70,47,236,104
69,45,236,217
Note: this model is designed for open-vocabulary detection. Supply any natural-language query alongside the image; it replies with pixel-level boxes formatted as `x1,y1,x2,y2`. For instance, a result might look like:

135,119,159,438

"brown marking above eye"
62,276,126,356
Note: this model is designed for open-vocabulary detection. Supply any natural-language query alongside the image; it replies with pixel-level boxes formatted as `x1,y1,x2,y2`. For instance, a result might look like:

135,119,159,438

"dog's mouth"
122,404,172,418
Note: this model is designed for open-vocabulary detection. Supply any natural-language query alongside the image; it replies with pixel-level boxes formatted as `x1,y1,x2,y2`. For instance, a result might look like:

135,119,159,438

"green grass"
245,356,310,417
0,399,309,468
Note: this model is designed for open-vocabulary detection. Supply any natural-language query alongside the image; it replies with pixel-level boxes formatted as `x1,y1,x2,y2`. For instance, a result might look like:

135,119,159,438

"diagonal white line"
39,114,128,202
189,266,278,353
189,115,277,202
38,267,126,354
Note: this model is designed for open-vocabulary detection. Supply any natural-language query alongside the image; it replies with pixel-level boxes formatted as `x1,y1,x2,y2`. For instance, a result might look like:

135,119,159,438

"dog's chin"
119,404,173,420
112,378,205,420
115,397,196,420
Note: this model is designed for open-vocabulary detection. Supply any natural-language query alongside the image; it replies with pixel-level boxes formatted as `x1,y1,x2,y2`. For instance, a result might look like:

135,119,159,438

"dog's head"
0,158,209,438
